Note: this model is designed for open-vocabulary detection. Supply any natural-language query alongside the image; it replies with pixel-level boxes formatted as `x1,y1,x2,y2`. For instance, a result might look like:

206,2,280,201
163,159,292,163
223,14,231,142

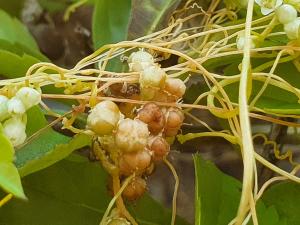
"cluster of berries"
0,87,41,146
86,50,186,201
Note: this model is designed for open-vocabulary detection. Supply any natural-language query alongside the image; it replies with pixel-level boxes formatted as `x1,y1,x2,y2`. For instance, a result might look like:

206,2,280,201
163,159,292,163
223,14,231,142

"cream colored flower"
255,0,283,15
3,116,27,146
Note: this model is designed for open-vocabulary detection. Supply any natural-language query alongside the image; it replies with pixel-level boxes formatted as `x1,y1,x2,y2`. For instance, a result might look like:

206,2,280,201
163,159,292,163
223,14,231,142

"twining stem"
99,174,135,225
0,194,13,207
164,158,179,225
235,0,256,224
112,174,138,225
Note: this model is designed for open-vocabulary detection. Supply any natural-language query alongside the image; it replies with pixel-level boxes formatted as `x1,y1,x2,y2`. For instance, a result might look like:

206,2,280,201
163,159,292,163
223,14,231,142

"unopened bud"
16,87,41,110
139,65,166,89
119,149,151,176
122,177,147,201
3,116,27,146
7,97,26,115
164,78,186,99
87,101,121,135
128,50,154,72
137,103,165,134
115,119,149,152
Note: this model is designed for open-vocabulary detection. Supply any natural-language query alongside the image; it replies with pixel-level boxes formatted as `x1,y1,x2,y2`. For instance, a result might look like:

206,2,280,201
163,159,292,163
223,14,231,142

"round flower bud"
148,136,170,161
107,218,131,225
7,97,26,115
119,149,151,176
276,4,297,24
15,87,41,110
128,50,154,72
137,103,165,134
164,107,184,137
164,78,186,99
139,65,166,89
284,18,300,40
0,95,10,121
122,177,146,201
87,101,121,135
3,116,27,146
115,119,149,152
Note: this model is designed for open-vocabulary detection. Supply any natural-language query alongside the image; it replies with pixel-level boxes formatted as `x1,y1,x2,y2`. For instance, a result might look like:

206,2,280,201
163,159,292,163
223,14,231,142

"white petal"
261,7,274,15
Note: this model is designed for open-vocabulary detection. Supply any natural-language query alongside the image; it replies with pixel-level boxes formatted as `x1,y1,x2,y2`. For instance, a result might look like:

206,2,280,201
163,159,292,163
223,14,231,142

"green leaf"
262,181,300,225
0,39,48,62
0,133,14,163
16,106,91,177
92,0,132,49
18,133,91,177
194,154,241,225
1,154,190,225
0,49,40,78
0,9,39,51
0,0,25,17
128,0,181,39
0,162,26,199
248,201,287,225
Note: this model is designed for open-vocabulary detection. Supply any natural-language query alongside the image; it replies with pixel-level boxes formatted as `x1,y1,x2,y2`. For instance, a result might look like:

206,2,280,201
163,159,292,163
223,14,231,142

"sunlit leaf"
194,154,241,225
0,133,14,163
0,9,39,51
92,0,131,49
0,162,25,199
16,106,91,177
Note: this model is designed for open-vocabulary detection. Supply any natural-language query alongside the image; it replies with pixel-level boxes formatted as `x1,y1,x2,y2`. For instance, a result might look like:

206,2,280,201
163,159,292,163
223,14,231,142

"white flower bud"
7,97,26,115
3,116,27,146
165,78,186,99
140,65,166,88
276,4,297,24
15,87,41,110
115,119,149,152
128,50,154,72
0,95,10,121
87,100,121,135
284,18,300,39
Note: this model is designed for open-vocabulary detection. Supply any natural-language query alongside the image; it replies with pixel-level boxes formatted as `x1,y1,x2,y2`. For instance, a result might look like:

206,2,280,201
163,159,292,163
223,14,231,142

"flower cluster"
87,50,186,201
0,87,41,146
128,50,186,102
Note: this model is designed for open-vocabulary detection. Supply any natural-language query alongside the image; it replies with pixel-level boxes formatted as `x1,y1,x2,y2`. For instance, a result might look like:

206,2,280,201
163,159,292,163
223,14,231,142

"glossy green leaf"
18,133,91,177
0,133,14,163
1,154,190,225
0,162,26,199
262,182,300,225
0,49,40,78
128,0,181,39
15,106,91,177
92,0,132,49
0,9,39,51
0,39,48,62
194,154,241,225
